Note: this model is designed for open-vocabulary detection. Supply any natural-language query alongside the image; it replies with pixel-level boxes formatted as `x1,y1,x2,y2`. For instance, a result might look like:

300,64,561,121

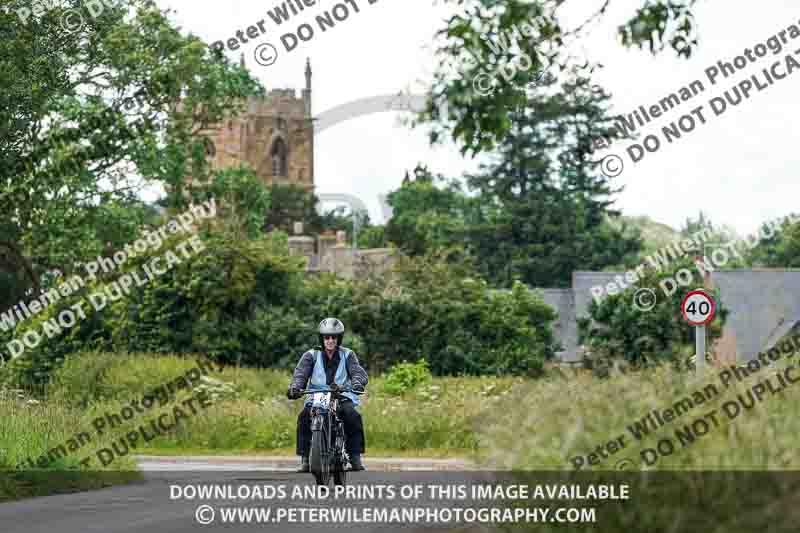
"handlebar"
300,387,365,395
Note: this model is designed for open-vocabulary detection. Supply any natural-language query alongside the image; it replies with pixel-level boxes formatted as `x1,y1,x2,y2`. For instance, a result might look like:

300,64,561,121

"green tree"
579,256,727,370
344,250,556,375
385,166,473,256
1,0,263,299
356,225,388,249
461,70,642,287
191,167,272,240
746,215,800,267
677,211,751,270
319,206,374,242
416,0,702,156
263,184,324,235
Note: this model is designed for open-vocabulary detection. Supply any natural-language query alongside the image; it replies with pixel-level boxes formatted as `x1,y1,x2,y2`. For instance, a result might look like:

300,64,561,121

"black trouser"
297,399,365,456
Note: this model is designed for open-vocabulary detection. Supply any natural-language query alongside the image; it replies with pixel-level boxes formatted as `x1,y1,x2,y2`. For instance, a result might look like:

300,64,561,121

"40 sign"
681,289,716,326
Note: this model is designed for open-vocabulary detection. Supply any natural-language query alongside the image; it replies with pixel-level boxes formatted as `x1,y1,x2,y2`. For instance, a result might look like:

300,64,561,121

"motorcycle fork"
311,404,337,457
331,401,348,464
311,399,345,463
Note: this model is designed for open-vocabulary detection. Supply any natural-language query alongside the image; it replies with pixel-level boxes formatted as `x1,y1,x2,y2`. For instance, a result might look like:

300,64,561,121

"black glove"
287,387,301,399
353,384,365,393
329,383,342,393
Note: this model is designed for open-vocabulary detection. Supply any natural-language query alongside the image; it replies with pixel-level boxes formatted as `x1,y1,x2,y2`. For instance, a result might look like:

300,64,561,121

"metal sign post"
681,289,716,375
696,325,706,372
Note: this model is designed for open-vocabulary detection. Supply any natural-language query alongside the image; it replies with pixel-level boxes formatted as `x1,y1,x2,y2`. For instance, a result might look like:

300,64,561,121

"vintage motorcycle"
299,386,365,486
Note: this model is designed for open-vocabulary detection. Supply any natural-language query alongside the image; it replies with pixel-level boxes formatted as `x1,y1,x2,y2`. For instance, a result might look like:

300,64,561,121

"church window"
203,137,216,157
271,138,287,176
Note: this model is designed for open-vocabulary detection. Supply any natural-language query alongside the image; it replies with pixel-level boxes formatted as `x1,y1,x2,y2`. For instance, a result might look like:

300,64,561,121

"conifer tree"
463,68,642,287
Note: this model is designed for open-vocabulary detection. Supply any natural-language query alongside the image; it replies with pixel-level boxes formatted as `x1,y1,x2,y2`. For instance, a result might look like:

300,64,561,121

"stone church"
186,58,394,279
194,57,315,191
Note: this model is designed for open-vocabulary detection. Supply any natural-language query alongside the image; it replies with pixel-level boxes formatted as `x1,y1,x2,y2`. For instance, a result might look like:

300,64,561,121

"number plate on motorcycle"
312,392,330,409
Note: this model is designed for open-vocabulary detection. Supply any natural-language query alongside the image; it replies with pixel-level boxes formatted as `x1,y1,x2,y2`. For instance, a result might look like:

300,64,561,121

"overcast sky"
151,0,800,236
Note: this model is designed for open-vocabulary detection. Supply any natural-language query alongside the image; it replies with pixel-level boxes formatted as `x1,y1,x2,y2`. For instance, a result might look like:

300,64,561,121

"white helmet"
317,318,344,349
318,317,345,336
318,317,345,347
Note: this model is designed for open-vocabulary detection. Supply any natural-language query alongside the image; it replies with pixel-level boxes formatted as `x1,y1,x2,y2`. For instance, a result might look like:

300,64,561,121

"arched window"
203,137,216,157
271,138,287,176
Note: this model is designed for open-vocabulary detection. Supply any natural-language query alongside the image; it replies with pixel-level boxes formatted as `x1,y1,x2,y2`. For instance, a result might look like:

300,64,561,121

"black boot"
296,455,309,473
349,454,365,471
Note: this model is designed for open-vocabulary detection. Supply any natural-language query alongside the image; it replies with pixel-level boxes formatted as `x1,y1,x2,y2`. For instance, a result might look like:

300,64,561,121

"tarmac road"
0,456,495,533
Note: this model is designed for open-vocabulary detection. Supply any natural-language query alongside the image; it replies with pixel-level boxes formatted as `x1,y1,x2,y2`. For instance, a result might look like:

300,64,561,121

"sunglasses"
322,335,338,340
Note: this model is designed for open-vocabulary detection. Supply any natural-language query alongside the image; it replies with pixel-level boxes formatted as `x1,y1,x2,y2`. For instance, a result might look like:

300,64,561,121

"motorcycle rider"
287,318,368,472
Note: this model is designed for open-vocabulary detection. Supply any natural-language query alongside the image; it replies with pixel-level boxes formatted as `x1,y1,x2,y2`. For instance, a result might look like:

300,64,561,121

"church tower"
194,57,315,190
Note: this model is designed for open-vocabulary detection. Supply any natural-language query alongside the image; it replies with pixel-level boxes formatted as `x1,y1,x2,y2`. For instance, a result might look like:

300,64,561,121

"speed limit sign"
681,289,715,326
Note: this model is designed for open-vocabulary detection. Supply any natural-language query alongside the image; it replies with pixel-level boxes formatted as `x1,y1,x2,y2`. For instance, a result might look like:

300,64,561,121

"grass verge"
0,392,142,503
477,350,800,532
1,351,524,501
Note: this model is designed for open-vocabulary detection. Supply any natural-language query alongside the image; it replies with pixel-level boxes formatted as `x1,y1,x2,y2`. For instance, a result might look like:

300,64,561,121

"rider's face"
323,335,337,351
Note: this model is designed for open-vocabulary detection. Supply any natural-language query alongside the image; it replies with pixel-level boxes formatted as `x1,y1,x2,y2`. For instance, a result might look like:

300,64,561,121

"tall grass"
0,393,86,470
481,357,800,470
478,356,800,532
0,391,140,502
6,352,523,465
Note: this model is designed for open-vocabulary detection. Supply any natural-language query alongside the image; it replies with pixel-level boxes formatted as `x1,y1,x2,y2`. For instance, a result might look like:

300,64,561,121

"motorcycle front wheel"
332,421,347,486
310,415,330,486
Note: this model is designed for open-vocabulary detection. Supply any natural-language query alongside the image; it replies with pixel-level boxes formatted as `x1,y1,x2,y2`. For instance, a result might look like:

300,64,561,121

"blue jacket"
290,346,368,407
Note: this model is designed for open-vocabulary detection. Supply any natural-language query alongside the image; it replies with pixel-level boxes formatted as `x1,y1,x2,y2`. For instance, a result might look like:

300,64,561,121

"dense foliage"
385,71,645,289
578,256,727,370
745,215,800,267
417,0,703,156
344,252,557,376
381,359,433,396
262,184,324,235
1,0,263,307
385,169,472,257
0,0,721,394
0,221,557,391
